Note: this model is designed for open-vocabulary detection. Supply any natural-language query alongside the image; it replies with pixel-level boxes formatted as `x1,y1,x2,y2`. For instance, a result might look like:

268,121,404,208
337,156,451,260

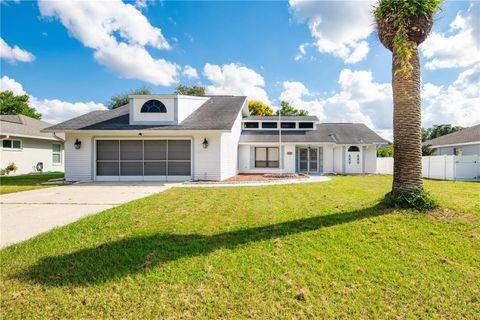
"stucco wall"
238,143,296,173
433,144,480,156
220,111,242,180
1,136,64,175
363,145,377,173
64,131,223,182
333,146,343,174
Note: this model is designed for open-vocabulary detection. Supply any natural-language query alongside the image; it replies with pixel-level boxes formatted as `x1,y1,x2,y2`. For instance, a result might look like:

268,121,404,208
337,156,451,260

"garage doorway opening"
95,139,192,181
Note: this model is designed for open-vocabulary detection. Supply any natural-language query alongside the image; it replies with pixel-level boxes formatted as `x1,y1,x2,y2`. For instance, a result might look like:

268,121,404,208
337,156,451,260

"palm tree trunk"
392,42,423,194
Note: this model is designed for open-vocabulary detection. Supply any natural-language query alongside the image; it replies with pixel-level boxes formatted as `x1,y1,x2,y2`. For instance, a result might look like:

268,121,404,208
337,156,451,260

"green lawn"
1,176,479,318
0,172,64,195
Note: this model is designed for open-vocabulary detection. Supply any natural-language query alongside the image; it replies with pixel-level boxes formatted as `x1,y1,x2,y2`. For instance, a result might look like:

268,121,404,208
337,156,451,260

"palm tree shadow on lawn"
16,203,390,287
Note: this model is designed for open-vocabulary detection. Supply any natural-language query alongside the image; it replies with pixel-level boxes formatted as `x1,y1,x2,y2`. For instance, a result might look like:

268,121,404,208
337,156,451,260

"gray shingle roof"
239,123,388,144
423,124,480,147
44,96,247,131
243,116,319,121
0,115,64,141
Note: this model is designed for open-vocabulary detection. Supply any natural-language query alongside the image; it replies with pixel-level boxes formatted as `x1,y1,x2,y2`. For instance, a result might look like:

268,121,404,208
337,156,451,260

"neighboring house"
44,95,387,182
0,115,65,174
423,124,480,156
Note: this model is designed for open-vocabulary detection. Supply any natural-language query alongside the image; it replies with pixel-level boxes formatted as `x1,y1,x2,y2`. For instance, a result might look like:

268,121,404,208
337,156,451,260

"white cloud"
182,65,199,79
0,76,106,124
280,65,480,142
203,63,270,103
0,75,26,95
0,37,35,63
289,0,374,64
421,2,480,70
38,0,178,86
422,64,480,128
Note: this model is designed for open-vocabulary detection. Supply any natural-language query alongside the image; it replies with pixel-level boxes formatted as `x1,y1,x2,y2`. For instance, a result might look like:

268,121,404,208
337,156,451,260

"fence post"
428,156,431,179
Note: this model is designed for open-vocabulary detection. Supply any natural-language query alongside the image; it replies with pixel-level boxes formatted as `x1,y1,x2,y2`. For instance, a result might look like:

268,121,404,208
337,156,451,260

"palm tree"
374,0,441,201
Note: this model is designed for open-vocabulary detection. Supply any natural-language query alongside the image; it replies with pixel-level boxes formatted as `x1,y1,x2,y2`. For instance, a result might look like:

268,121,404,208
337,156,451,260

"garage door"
96,139,191,181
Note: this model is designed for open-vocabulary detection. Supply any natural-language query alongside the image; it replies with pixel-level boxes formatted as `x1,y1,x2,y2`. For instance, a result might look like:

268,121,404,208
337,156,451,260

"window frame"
261,122,278,129
298,122,314,129
280,122,296,129
244,122,259,129
140,99,167,113
2,139,22,151
52,143,62,164
255,147,279,168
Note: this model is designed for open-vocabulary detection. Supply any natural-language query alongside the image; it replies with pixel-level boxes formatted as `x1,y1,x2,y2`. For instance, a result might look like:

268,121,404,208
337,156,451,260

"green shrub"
383,190,438,211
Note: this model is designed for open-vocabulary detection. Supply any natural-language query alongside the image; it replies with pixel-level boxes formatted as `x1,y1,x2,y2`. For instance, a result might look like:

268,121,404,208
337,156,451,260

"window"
281,122,296,129
298,122,314,129
255,147,279,168
2,139,21,150
244,122,259,129
262,122,277,129
348,146,360,152
140,99,167,113
52,143,61,164
454,147,463,156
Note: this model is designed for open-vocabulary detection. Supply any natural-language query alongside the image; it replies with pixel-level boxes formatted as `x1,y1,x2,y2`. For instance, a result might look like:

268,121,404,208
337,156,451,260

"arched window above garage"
141,100,167,113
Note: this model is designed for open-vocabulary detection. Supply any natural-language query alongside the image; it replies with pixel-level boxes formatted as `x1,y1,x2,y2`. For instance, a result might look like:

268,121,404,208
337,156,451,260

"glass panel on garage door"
144,140,167,176
167,140,191,175
120,140,143,176
97,140,119,176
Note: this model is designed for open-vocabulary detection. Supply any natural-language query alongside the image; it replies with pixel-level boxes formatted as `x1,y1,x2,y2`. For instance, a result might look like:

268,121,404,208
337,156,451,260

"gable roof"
239,123,388,144
43,96,247,132
423,124,480,147
243,116,319,121
0,115,64,141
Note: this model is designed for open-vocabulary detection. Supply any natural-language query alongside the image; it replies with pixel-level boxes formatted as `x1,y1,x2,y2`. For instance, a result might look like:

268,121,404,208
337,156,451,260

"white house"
1,115,65,174
424,124,480,156
44,94,387,182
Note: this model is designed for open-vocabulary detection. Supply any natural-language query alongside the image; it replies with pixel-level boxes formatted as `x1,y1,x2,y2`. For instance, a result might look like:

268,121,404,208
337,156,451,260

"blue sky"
1,0,479,139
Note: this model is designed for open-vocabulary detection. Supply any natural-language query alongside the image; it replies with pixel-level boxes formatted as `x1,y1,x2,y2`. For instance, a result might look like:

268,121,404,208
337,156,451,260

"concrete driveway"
0,182,176,248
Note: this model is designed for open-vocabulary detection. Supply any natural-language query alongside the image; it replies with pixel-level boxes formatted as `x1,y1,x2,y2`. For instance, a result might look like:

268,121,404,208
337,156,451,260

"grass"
0,172,64,195
0,175,479,318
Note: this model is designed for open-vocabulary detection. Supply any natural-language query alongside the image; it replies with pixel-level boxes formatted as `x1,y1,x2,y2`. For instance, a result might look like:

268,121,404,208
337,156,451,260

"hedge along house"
44,94,387,182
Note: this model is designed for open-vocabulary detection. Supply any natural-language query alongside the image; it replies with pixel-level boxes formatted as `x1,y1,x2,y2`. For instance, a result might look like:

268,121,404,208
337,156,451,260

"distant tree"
422,145,435,156
174,85,205,96
377,145,394,157
107,87,151,109
426,124,463,140
248,100,273,116
421,127,429,142
275,101,309,116
0,91,41,119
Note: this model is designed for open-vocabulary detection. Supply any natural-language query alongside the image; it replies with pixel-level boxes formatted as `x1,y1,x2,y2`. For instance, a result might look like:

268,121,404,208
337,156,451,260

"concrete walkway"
0,182,176,248
182,175,331,187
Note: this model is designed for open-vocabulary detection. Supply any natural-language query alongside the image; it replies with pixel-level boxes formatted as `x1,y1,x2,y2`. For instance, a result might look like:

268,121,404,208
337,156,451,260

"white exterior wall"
238,143,296,174
0,136,64,175
322,145,334,173
220,111,242,180
433,143,480,156
363,145,377,173
333,146,343,174
64,131,223,182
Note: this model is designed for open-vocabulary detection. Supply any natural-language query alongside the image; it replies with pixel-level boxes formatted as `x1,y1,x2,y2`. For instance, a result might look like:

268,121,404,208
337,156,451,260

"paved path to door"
0,182,177,248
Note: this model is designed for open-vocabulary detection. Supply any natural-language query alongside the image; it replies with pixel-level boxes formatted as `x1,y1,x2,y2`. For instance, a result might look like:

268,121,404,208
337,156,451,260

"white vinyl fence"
376,155,480,181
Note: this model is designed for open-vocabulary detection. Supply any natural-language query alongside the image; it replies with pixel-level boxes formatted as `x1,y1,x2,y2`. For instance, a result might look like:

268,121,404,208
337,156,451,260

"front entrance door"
298,147,318,173
346,146,362,174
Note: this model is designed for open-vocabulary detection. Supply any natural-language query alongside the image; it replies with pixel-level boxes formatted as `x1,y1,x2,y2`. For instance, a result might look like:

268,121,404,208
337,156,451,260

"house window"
2,139,21,150
281,122,296,129
298,122,314,129
454,147,463,156
262,122,277,129
255,147,279,168
348,146,360,152
140,100,167,113
244,122,259,129
52,143,61,164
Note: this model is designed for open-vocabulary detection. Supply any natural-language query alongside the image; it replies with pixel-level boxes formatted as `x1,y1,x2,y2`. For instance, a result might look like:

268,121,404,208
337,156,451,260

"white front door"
345,146,362,174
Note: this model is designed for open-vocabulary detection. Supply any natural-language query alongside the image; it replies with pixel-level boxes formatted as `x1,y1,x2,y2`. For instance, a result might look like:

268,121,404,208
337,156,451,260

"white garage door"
96,139,191,181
